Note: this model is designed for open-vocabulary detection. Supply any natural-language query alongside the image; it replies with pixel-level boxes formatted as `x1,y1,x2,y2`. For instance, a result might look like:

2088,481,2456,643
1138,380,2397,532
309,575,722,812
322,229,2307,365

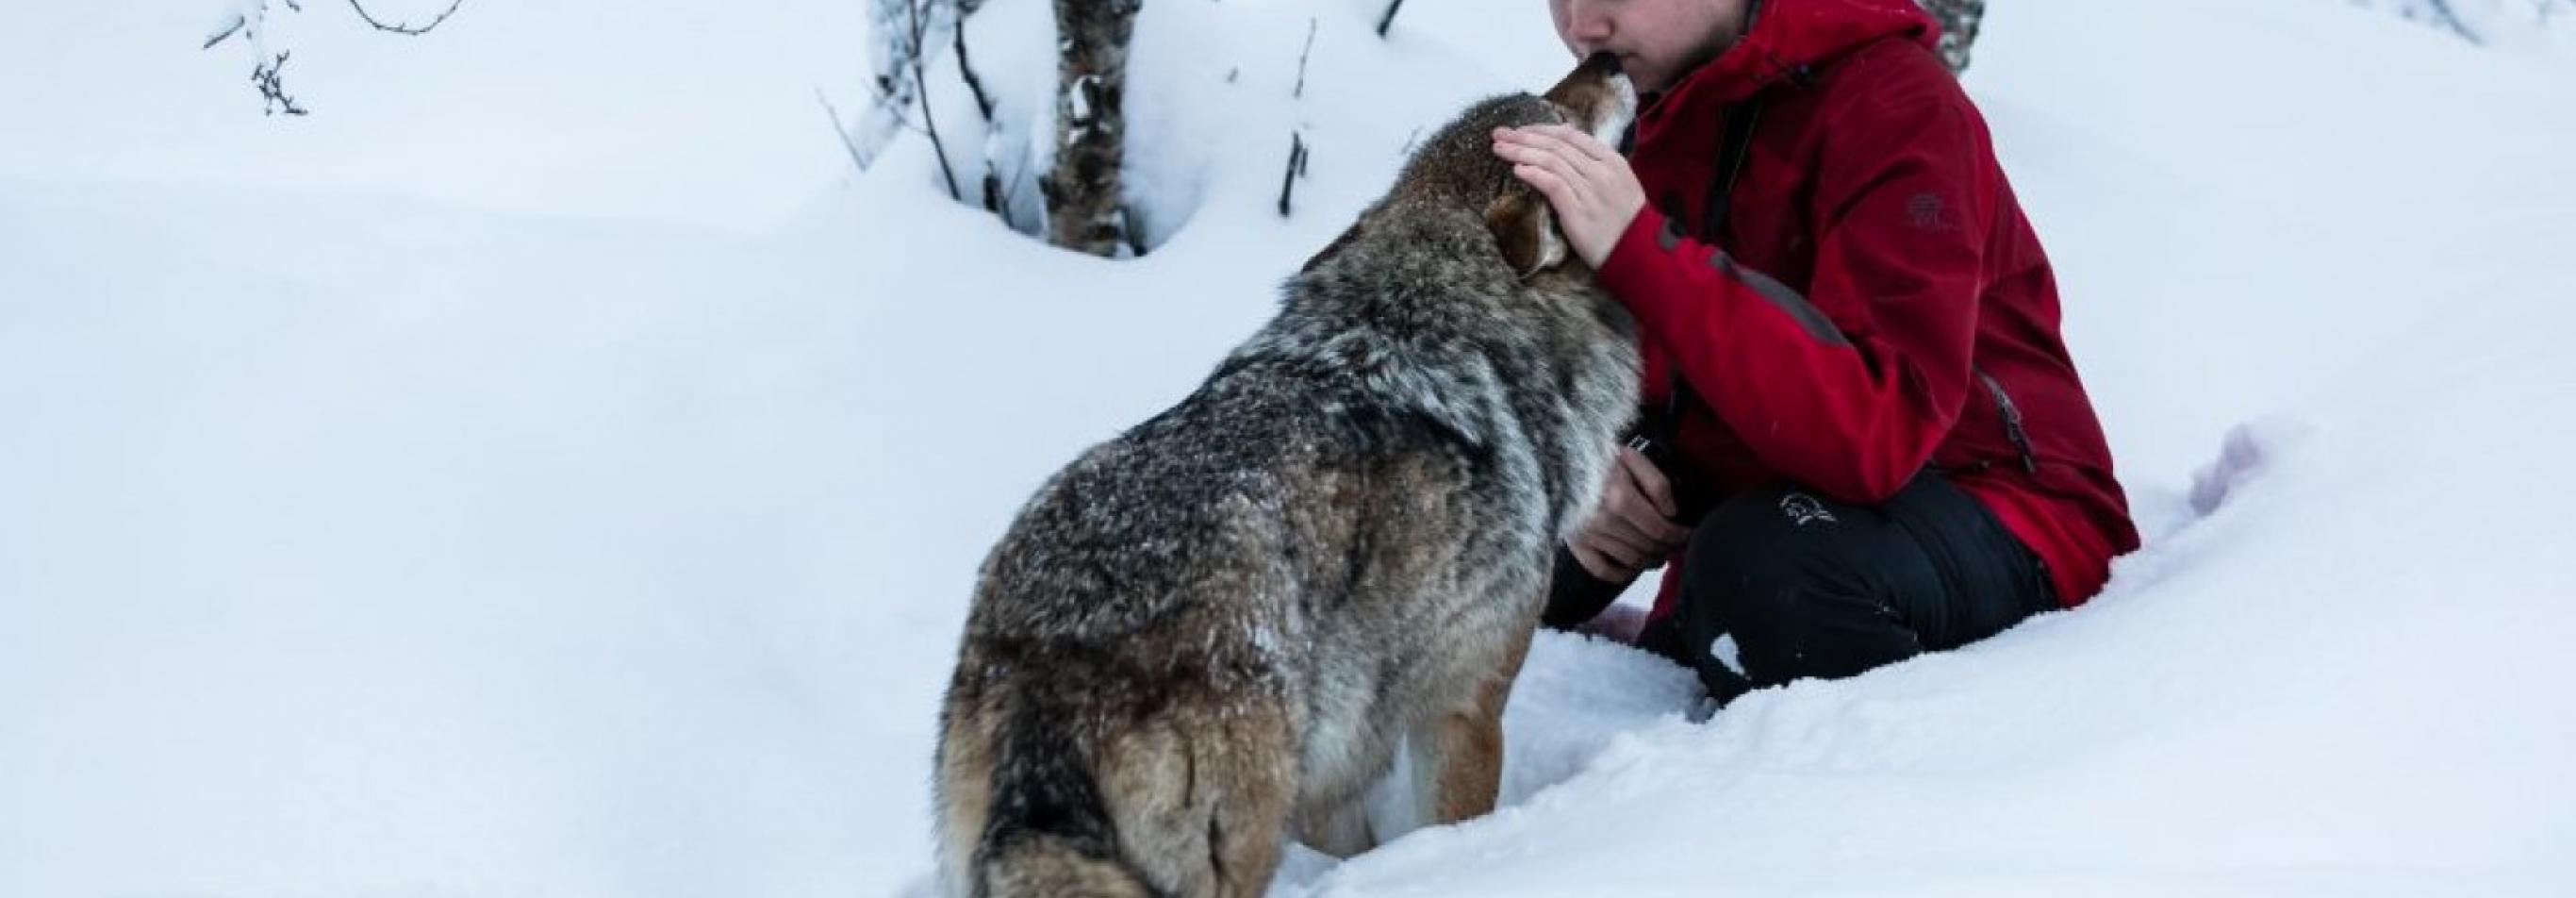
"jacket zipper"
1976,368,2040,474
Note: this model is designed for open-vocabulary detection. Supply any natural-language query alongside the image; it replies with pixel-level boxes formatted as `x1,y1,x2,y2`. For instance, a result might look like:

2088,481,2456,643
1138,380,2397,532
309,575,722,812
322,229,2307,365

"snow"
6,0,2575,896
2350,0,2576,54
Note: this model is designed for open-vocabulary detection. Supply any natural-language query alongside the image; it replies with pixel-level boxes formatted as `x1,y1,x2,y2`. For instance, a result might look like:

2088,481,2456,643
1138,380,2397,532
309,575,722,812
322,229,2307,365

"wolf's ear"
1486,191,1567,279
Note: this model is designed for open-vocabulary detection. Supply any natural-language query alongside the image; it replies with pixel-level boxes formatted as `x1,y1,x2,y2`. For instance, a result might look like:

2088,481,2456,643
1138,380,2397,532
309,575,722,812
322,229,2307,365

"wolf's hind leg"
1099,694,1296,898
1415,624,1533,824
1204,763,1291,898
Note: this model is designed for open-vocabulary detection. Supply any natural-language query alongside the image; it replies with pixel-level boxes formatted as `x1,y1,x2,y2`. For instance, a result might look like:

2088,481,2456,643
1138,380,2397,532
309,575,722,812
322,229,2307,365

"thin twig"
954,7,1002,215
254,51,309,115
1124,207,1149,258
345,0,465,36
1294,18,1317,99
2419,0,2485,44
818,88,873,173
904,0,965,201
954,12,996,122
204,0,296,48
1278,132,1308,217
205,16,248,49
1377,0,1406,37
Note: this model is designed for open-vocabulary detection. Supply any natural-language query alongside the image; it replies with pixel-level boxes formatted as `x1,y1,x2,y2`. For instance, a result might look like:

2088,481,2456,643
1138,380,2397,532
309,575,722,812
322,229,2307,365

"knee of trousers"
1673,487,1888,656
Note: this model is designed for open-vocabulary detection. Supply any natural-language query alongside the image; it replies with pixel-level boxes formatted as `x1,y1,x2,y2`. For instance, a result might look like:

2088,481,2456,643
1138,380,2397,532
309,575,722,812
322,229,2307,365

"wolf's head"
1317,53,1637,280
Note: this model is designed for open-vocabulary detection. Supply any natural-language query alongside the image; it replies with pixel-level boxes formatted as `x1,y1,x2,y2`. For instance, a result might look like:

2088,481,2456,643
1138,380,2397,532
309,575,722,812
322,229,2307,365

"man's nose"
1561,0,1613,48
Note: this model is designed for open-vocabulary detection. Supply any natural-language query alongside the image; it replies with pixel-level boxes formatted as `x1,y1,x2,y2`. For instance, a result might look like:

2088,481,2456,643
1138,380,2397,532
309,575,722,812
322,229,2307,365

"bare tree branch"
203,0,463,114
2419,0,2486,44
1294,18,1317,99
254,51,309,115
819,88,873,174
903,0,966,202
1377,0,1406,37
1278,131,1309,217
345,0,465,36
203,0,297,49
953,13,996,122
205,17,248,49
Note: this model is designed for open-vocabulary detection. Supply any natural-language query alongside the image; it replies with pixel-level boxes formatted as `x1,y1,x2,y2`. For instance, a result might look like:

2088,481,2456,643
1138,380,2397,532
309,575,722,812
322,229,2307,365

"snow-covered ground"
2350,0,2576,55
5,1,2573,895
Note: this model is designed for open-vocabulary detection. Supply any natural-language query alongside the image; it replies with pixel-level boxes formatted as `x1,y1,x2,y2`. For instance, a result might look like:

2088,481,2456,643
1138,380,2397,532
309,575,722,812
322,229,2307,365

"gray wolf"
933,55,1641,898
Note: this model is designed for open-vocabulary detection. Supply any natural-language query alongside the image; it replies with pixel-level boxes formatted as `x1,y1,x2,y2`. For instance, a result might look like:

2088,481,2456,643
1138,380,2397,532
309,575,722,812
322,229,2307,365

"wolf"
934,55,1641,898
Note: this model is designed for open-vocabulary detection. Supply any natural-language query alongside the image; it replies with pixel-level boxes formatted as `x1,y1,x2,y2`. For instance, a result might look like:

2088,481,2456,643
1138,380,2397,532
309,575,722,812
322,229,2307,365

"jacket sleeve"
1596,62,1991,504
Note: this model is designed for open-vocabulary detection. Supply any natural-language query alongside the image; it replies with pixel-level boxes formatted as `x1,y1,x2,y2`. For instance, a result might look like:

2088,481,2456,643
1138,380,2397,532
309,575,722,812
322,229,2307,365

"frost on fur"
848,0,968,174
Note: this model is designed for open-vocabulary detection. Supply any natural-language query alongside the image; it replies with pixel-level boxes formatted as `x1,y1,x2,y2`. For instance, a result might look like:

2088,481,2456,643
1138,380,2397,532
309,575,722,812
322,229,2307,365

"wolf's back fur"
936,58,1640,898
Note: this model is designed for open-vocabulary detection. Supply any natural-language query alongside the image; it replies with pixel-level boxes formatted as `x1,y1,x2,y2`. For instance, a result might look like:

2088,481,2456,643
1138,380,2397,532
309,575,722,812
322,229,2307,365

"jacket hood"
1662,0,1939,108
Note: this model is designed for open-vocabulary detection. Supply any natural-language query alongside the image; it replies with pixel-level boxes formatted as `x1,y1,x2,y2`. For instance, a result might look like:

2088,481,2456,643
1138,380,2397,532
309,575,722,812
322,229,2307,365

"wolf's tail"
968,707,1159,898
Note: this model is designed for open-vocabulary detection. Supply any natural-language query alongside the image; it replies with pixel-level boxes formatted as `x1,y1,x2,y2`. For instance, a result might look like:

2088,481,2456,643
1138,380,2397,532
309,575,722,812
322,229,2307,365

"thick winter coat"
1601,0,2139,610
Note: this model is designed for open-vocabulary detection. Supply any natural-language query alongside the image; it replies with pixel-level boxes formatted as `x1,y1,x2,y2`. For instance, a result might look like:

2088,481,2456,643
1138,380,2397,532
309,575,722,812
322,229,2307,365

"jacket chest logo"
1907,191,1955,232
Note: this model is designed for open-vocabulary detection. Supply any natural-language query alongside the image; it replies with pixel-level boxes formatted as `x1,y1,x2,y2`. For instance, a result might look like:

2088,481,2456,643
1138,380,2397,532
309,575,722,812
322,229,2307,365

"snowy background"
6,0,2574,895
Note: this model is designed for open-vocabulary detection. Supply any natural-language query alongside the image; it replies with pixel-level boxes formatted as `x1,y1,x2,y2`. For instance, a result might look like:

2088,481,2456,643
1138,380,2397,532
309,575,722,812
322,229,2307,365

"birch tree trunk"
1043,0,1142,257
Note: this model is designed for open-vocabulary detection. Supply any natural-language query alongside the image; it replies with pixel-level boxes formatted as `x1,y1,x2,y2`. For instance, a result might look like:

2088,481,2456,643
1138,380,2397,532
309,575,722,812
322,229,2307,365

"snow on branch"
202,0,467,114
895,0,966,199
848,0,970,172
203,0,288,50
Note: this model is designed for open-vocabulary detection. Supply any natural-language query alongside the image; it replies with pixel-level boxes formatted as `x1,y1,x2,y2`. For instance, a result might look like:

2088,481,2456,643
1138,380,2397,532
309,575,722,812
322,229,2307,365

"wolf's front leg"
1413,624,1534,824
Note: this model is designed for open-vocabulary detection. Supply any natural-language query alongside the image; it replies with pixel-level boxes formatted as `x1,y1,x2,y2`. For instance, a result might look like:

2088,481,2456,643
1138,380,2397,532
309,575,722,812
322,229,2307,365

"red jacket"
1598,0,2138,613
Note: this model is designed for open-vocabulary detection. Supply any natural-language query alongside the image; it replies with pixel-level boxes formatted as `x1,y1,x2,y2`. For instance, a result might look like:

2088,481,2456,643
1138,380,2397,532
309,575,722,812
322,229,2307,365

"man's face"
1548,0,1747,94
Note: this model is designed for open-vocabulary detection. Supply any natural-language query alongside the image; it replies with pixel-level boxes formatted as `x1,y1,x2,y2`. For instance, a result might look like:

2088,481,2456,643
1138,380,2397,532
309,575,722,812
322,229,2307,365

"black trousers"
1553,473,2057,706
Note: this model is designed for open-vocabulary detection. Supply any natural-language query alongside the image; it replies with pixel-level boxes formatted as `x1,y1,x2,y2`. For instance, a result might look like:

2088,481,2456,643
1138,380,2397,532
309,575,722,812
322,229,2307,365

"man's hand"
1492,124,1646,270
1568,445,1693,582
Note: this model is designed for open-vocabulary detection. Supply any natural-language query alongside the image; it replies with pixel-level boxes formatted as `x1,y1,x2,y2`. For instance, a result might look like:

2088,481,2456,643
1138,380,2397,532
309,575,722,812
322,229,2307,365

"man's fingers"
1529,123,1618,164
1504,141,1597,209
1504,125,1594,164
1585,511,1661,564
1578,525,1654,574
1608,493,1690,548
1496,129,1606,201
1509,164,1583,222
1587,495,1673,563
1615,447,1681,521
1603,499,1689,556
